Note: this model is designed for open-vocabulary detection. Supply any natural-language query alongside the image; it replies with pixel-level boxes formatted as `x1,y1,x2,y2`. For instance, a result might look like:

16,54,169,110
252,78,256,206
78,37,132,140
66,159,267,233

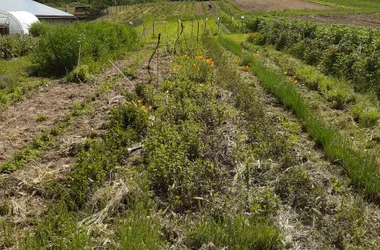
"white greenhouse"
0,10,39,35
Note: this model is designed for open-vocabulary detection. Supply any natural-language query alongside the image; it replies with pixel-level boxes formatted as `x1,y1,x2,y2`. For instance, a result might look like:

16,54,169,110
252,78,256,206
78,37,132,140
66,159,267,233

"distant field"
231,0,332,12
299,13,380,27
308,0,380,12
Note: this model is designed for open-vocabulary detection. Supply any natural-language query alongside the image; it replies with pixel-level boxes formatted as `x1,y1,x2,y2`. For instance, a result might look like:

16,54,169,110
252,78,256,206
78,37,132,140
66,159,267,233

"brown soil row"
231,0,332,12
298,13,380,28
0,82,98,164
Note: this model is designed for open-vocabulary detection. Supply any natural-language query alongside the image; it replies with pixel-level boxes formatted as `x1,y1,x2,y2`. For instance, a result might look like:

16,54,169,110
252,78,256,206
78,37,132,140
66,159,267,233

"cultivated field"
231,0,332,12
1,0,380,249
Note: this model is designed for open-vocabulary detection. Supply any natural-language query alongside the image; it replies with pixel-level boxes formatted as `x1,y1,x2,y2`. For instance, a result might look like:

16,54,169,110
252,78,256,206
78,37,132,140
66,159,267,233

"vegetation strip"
219,36,380,201
0,80,113,174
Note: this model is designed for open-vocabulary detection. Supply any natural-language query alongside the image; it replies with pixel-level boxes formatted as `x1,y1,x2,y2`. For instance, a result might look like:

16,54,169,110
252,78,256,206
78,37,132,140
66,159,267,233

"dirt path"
232,0,332,12
298,13,380,28
0,82,99,164
197,2,204,16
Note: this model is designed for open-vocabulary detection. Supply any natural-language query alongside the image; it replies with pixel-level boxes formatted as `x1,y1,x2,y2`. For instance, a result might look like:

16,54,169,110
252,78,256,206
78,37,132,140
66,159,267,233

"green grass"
187,215,282,250
219,36,380,201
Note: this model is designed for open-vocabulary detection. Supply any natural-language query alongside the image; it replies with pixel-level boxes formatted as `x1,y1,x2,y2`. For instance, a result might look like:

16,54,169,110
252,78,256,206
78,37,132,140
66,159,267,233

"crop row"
246,16,380,98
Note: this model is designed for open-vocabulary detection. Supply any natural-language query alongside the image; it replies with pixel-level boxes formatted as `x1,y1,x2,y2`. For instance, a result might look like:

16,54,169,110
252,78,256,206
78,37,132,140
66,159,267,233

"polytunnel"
0,10,39,35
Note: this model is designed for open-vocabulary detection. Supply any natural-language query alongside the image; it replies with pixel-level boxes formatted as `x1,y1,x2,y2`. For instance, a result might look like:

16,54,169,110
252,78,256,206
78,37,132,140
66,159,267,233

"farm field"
1,0,380,249
231,0,332,12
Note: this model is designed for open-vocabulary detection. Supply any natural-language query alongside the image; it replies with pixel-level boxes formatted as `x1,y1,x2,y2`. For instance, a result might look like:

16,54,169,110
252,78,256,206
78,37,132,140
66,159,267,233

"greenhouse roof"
0,0,74,18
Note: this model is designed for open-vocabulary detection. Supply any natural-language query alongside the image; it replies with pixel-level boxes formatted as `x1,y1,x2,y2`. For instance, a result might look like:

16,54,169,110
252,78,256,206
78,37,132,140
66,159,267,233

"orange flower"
293,76,297,79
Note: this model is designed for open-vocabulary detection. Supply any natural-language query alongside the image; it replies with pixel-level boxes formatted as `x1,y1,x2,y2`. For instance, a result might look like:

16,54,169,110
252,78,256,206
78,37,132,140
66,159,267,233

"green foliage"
116,200,167,249
29,22,50,37
246,17,380,97
217,36,242,56
65,65,92,83
36,113,48,122
352,104,379,127
59,104,148,209
20,202,92,250
33,22,138,77
221,38,380,201
247,32,266,46
186,215,282,250
0,35,37,59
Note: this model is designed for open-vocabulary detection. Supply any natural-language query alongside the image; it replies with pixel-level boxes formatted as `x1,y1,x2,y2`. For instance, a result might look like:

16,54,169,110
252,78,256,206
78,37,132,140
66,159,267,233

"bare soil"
197,2,204,16
298,13,380,28
0,82,98,164
232,0,332,12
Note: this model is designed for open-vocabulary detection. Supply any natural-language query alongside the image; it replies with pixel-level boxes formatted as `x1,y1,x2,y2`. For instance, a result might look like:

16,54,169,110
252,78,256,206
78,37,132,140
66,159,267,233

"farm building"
0,0,76,24
0,10,39,35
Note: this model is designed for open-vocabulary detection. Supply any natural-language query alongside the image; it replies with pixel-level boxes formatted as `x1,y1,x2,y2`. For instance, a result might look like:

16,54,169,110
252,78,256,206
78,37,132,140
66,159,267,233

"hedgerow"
33,22,138,77
0,35,36,59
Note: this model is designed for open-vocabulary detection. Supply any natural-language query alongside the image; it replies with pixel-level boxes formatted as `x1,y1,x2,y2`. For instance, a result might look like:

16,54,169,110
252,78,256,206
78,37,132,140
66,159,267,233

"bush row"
0,35,37,59
246,17,380,97
33,21,138,77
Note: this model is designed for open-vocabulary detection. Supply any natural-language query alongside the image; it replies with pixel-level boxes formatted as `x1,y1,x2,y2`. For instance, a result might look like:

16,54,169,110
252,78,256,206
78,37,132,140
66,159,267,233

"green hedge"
33,22,138,77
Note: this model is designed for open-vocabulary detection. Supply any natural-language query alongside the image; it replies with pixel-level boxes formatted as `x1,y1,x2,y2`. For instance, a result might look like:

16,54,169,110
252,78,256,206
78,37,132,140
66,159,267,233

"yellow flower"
284,72,287,75
197,67,200,71
295,80,298,83
193,63,197,67
293,76,297,79
137,100,142,103
141,105,146,109
173,68,176,72
149,106,152,109
143,109,148,113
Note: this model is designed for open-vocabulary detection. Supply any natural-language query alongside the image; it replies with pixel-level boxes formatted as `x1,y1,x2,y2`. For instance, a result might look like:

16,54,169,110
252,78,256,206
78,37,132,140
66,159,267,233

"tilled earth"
231,0,332,12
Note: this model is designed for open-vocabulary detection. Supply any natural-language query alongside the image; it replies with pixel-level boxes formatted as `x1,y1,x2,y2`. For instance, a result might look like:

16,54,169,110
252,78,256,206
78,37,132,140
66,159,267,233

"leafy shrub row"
33,22,138,77
0,35,37,59
246,17,380,97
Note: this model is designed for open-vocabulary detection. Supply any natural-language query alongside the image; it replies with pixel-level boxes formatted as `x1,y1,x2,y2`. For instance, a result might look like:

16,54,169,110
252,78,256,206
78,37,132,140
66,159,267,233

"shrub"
29,22,49,37
247,32,265,46
33,22,138,77
0,35,36,59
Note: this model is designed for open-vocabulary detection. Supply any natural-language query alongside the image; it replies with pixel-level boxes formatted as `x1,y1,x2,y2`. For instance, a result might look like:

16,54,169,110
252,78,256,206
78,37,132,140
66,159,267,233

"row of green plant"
242,41,379,127
17,39,281,248
139,37,282,247
0,35,37,59
33,21,138,77
219,36,380,202
246,16,380,97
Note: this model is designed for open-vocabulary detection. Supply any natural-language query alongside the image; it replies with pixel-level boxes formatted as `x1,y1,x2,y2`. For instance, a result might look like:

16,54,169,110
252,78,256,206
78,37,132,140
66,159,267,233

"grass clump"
20,202,92,250
186,215,282,250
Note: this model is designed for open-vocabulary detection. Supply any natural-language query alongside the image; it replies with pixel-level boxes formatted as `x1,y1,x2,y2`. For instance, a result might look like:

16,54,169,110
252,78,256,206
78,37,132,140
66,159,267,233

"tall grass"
219,36,380,201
